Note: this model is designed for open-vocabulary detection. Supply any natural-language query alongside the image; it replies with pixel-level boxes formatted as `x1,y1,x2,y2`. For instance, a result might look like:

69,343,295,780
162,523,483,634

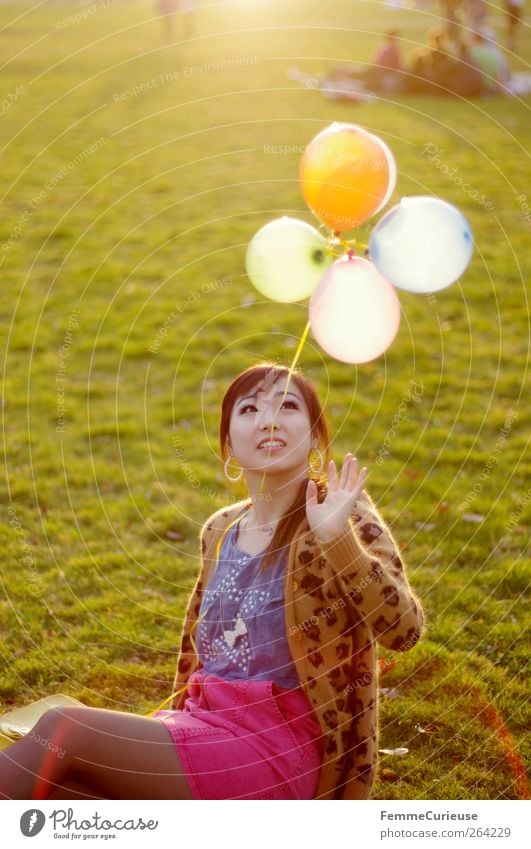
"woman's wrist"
313,523,349,544
313,521,373,574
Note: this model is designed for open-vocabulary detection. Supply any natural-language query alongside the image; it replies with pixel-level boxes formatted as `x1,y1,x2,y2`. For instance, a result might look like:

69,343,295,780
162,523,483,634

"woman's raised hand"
306,453,368,541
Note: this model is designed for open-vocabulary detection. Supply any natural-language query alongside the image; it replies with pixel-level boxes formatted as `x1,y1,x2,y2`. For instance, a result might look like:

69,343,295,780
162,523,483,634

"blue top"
196,513,300,689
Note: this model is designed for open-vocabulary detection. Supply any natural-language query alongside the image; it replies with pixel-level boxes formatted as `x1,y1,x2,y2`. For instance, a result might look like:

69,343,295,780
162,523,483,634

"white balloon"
369,196,474,293
309,255,401,364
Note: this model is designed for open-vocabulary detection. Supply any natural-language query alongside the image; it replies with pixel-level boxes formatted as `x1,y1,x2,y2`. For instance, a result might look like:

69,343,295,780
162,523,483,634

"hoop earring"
308,445,324,477
224,455,243,482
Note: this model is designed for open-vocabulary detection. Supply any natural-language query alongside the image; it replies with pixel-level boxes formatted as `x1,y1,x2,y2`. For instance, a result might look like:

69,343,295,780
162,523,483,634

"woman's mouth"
256,438,286,451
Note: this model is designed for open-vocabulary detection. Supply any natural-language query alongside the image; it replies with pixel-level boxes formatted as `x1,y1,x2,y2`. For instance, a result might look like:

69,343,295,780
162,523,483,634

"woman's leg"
0,706,195,800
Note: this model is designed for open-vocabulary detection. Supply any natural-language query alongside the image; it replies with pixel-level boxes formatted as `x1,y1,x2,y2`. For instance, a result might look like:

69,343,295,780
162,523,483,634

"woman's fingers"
340,453,352,486
343,455,367,492
328,459,339,490
346,455,357,486
340,454,357,489
306,477,319,508
328,454,367,493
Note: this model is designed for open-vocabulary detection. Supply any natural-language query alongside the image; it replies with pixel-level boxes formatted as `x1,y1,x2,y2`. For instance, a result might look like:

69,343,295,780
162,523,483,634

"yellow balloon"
246,217,333,302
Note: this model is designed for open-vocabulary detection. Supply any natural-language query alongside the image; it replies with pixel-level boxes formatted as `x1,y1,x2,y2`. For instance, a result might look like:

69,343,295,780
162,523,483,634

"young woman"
0,363,424,800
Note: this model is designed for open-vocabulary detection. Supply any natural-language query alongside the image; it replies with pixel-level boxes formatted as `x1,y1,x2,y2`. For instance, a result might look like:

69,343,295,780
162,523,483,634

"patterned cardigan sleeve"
315,488,425,652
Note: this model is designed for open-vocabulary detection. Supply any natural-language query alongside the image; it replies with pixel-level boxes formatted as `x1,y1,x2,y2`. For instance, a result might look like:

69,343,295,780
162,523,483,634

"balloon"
309,254,401,363
245,216,333,302
369,196,474,293
300,122,397,232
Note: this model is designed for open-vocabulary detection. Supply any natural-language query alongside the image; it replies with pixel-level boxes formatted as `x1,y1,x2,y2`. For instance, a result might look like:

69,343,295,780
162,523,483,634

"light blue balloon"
369,196,474,293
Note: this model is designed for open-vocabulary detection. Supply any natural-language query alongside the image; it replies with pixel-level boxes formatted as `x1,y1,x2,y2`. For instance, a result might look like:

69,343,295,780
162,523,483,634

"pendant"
223,615,248,648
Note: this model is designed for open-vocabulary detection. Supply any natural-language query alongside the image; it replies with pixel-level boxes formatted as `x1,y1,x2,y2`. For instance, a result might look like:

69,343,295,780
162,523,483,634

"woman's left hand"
306,453,368,541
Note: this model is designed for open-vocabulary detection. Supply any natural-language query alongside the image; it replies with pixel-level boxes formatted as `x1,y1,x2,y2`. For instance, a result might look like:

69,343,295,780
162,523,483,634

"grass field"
0,0,529,799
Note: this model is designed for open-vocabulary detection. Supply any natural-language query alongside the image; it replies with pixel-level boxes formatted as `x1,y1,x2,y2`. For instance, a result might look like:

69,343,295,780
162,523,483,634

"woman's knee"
32,706,80,736
31,707,64,738
30,707,92,761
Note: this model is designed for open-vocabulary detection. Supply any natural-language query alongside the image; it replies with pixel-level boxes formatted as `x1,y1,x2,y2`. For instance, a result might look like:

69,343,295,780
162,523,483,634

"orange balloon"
300,123,396,232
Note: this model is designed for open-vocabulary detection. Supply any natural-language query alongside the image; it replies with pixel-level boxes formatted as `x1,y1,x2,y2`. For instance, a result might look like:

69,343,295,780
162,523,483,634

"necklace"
242,510,280,537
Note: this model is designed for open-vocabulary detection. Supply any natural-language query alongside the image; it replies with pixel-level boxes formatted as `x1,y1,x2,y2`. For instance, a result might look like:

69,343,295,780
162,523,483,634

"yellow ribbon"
145,505,253,716
147,315,314,715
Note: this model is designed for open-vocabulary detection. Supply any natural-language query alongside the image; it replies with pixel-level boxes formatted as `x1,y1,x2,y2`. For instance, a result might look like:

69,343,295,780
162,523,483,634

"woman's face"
227,375,315,478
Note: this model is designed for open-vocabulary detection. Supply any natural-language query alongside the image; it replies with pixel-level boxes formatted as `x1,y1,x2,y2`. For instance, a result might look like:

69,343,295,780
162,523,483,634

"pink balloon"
309,254,401,363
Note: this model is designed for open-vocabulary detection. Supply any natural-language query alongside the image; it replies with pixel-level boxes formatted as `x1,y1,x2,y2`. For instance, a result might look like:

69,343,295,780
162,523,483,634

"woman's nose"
256,403,279,429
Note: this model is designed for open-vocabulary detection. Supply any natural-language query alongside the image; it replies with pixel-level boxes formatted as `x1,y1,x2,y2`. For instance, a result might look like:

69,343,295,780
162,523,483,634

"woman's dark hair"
219,362,331,569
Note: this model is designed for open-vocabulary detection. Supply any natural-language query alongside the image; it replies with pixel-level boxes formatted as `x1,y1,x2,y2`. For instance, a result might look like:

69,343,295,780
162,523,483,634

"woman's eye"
238,400,298,414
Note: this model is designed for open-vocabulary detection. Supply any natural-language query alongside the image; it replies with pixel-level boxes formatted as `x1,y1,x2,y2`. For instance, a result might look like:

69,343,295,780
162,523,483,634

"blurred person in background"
439,0,464,42
365,29,405,92
324,30,406,94
156,0,177,41
444,40,485,96
505,0,523,50
176,0,196,38
407,27,457,93
464,0,489,34
469,30,510,94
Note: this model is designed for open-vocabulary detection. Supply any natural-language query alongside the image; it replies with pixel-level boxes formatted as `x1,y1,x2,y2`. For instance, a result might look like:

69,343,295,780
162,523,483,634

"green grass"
0,0,529,799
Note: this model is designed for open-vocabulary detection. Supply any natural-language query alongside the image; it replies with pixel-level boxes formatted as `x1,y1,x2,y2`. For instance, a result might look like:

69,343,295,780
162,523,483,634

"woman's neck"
243,468,308,527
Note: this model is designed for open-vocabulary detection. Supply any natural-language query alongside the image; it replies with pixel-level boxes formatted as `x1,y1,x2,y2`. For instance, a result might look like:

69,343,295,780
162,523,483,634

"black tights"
0,706,194,800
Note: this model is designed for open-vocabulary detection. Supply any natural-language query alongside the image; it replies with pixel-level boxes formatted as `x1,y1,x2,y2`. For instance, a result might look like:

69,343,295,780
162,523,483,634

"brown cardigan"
171,488,425,799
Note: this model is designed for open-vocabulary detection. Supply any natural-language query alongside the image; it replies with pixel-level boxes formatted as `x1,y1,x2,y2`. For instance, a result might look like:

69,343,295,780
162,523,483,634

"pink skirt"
152,671,323,799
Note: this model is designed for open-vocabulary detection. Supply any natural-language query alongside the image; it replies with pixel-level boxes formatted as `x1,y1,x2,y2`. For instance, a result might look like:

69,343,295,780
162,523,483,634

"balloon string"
150,311,314,713
335,236,369,253
148,321,312,715
257,320,311,498
325,230,368,256
149,320,312,715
